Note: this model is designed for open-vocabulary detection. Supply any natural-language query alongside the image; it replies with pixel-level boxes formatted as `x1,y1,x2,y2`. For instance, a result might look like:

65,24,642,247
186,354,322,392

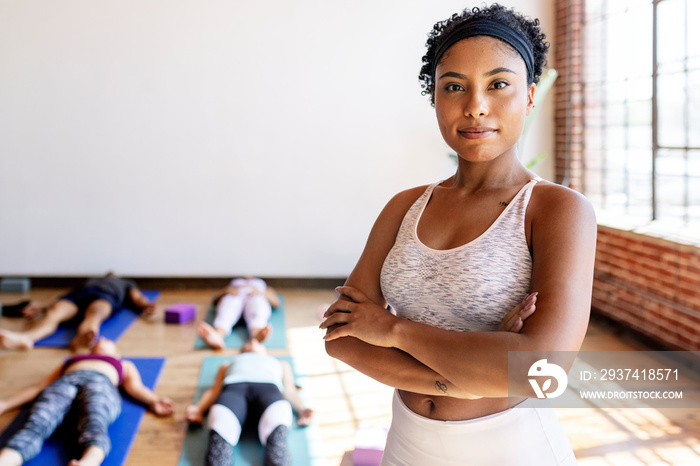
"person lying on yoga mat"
185,338,313,466
0,338,174,466
198,277,280,350
0,273,156,351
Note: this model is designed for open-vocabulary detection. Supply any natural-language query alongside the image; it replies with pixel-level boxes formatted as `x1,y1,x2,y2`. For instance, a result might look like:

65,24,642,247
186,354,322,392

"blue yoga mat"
177,356,322,466
34,290,160,347
0,357,165,466
193,295,287,350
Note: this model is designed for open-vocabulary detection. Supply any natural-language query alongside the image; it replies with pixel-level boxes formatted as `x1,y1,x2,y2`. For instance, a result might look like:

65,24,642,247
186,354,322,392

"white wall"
0,0,555,278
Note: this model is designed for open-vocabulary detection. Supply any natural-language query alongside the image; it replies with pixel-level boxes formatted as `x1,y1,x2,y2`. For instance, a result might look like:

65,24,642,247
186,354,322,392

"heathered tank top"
380,177,541,332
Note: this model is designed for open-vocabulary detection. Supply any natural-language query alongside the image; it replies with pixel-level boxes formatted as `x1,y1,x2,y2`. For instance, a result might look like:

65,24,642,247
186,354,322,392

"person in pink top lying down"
0,338,174,466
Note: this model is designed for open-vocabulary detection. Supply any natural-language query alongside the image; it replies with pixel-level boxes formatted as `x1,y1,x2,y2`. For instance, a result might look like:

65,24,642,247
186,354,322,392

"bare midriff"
64,360,120,386
399,390,526,421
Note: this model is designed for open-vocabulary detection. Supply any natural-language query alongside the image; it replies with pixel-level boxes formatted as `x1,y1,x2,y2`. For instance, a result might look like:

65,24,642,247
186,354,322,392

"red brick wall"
594,227,700,350
554,0,584,191
555,1,700,350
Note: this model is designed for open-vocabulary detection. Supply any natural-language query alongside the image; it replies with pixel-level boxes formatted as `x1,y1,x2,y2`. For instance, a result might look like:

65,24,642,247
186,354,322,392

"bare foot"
69,329,97,351
68,445,105,466
252,324,272,343
197,322,226,350
0,329,34,350
0,447,24,466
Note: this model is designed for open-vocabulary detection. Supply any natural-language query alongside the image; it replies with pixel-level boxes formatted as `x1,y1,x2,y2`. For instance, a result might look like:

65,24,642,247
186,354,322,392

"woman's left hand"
320,286,398,347
498,292,537,333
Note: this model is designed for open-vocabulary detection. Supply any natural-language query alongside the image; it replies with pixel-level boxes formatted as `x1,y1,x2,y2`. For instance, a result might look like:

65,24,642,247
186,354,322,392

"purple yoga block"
164,303,196,324
353,448,383,466
353,425,386,466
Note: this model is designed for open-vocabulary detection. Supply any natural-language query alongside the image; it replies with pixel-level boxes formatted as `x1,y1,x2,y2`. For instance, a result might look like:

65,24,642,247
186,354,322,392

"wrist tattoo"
435,380,448,394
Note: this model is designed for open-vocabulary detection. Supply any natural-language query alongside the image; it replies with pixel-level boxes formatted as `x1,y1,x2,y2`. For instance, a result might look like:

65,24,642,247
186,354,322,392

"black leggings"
206,382,292,466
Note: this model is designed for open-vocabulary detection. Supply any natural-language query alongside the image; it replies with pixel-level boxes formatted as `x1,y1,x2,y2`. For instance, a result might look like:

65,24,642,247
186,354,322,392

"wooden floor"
1,287,700,465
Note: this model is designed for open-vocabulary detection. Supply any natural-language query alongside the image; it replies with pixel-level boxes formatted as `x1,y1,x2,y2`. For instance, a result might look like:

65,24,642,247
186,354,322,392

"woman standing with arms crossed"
321,4,596,465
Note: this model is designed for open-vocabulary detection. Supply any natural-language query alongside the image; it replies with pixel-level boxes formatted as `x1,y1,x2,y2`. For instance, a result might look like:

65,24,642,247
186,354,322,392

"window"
583,0,700,230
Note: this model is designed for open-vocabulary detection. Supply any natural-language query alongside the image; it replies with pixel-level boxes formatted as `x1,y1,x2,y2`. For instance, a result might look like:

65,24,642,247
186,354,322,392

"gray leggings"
6,370,121,462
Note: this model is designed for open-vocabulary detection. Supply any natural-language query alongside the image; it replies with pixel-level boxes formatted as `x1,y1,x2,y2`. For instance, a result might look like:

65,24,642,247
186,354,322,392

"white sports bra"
223,352,285,392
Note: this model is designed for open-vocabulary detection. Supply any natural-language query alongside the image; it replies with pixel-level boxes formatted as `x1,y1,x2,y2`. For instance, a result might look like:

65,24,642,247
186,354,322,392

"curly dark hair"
419,3,549,106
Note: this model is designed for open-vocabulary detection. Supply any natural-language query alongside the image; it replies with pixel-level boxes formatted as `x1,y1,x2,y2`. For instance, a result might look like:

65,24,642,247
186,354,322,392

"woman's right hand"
151,397,175,417
297,408,314,426
185,405,203,425
498,292,537,333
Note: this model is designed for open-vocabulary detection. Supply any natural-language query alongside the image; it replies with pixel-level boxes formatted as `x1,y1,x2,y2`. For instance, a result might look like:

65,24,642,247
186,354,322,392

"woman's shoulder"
384,183,434,215
363,183,435,256
530,180,596,225
120,358,136,371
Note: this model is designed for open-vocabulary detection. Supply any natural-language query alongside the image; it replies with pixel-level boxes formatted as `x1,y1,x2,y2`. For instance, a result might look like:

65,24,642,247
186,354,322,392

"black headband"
432,18,535,83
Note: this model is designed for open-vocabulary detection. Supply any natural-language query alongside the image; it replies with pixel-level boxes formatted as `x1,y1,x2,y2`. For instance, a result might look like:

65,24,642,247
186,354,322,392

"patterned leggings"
206,426,290,466
5,370,121,462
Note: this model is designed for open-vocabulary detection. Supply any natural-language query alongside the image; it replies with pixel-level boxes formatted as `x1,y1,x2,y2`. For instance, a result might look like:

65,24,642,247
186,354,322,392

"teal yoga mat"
34,290,161,347
177,356,323,466
193,295,287,350
0,357,165,466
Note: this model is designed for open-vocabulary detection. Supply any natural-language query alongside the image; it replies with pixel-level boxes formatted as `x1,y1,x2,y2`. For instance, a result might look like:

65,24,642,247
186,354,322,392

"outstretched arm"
121,360,174,416
281,362,314,426
185,363,228,425
0,366,63,415
263,287,281,309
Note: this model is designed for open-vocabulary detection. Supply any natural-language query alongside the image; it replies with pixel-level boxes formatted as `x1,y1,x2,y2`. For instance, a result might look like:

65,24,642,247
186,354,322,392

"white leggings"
213,293,271,335
381,390,577,466
209,389,292,446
